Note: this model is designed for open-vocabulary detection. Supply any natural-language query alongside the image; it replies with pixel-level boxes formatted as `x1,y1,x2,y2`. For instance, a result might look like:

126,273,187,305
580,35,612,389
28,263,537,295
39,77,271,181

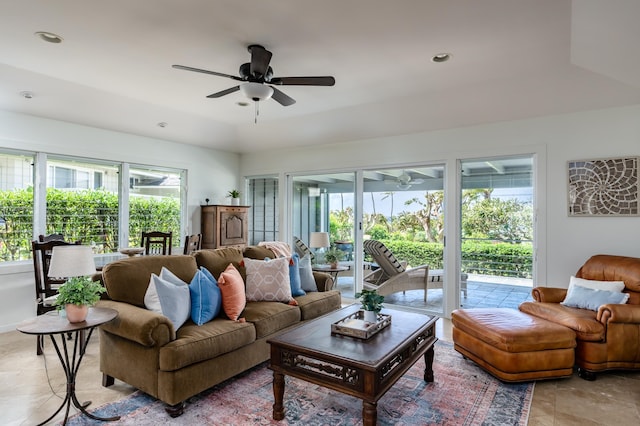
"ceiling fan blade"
269,76,335,86
249,45,272,78
271,87,296,106
411,179,425,184
172,64,244,81
206,86,240,98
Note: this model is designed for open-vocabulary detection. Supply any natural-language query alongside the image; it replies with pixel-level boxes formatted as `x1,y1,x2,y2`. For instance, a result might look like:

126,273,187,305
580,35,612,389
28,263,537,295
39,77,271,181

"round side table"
17,307,119,425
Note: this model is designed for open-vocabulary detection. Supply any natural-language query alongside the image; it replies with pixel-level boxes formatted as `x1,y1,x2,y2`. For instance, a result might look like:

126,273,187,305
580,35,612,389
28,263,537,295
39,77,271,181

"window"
46,157,120,254
0,149,187,263
128,165,182,250
0,151,35,262
247,177,279,244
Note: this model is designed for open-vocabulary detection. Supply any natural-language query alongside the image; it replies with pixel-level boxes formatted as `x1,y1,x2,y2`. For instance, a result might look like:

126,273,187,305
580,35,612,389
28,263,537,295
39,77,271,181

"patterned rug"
64,341,533,425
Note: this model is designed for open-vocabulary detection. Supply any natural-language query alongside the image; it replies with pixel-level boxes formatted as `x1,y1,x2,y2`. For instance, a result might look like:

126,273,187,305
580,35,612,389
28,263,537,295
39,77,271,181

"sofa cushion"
217,263,246,321
242,301,301,339
288,253,306,297
189,268,222,325
562,285,629,311
103,255,197,307
569,275,625,293
194,248,244,280
243,245,275,260
149,273,191,331
159,318,256,371
244,257,293,303
298,254,317,292
295,290,342,321
519,301,605,341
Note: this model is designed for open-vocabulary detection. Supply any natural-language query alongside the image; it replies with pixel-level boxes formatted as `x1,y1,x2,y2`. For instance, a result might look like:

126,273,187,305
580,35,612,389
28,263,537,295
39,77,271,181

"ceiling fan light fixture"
397,183,411,190
240,82,274,102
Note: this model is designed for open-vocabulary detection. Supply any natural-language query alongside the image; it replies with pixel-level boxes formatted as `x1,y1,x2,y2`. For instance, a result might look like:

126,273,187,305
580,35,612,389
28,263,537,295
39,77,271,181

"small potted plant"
54,278,106,323
227,190,240,205
323,247,345,268
355,288,384,323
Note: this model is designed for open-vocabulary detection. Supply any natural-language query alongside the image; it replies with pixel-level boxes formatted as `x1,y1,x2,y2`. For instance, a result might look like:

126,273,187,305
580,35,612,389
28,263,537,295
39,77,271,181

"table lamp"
48,245,97,280
48,245,99,322
309,232,330,263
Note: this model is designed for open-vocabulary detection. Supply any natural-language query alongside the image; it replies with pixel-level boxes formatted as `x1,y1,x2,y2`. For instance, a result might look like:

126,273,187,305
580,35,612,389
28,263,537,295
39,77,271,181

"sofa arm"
96,300,174,347
312,271,333,292
531,286,567,303
597,303,640,324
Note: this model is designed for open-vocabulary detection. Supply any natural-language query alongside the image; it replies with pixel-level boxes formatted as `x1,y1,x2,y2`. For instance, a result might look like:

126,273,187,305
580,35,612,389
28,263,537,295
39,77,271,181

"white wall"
241,104,640,292
0,110,240,331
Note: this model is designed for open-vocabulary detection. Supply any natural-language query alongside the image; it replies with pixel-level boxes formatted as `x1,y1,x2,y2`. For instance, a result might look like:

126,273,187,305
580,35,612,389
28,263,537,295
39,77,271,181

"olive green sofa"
96,246,341,416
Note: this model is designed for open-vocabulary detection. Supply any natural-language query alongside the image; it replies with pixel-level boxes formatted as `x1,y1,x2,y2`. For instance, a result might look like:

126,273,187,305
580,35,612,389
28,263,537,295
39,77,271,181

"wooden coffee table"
268,304,437,426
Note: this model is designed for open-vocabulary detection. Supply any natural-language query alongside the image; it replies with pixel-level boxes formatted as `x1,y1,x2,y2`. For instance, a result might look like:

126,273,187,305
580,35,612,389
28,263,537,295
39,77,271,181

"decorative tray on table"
331,310,392,340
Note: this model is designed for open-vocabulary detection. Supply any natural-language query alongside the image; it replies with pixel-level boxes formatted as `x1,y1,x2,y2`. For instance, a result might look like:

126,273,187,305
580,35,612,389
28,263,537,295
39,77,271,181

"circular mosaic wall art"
568,157,639,216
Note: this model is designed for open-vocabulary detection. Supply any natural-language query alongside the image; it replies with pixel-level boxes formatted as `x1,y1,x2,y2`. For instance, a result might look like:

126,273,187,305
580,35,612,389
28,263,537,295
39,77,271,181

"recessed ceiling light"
236,101,249,107
157,122,168,128
34,31,63,43
20,91,34,99
431,53,451,63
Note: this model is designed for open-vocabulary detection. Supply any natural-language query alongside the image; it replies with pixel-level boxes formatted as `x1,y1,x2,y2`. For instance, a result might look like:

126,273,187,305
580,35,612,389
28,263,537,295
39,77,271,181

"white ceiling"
1,0,640,154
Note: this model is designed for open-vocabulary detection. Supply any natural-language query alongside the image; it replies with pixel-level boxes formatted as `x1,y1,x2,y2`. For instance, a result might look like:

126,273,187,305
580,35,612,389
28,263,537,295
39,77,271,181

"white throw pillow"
568,276,625,293
243,257,293,303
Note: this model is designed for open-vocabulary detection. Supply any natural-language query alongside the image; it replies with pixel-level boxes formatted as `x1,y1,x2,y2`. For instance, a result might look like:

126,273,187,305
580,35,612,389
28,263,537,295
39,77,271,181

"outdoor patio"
334,273,534,312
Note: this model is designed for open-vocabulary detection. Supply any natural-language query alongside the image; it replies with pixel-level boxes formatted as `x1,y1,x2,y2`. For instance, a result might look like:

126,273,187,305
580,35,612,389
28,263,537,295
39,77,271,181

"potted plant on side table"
55,278,106,323
323,247,345,269
356,288,384,323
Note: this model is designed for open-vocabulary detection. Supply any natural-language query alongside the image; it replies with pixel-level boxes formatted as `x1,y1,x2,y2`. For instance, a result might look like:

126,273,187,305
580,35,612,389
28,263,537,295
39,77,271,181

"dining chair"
38,233,65,242
141,231,173,255
32,238,82,355
183,234,202,255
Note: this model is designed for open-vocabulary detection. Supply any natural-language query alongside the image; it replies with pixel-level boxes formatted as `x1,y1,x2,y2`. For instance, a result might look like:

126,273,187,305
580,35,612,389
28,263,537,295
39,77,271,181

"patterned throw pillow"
244,257,294,303
217,263,246,321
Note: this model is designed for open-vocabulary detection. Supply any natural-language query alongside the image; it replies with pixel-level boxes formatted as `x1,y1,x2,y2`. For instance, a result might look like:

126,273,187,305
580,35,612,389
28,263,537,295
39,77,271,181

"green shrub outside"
0,188,179,261
370,239,532,278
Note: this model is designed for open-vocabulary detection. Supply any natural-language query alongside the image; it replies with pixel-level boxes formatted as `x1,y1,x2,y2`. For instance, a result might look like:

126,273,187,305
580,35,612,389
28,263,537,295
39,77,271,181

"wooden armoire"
200,205,250,249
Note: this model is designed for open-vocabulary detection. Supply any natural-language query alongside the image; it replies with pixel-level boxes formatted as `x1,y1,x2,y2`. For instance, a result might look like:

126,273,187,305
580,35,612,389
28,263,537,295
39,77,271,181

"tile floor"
1,308,639,425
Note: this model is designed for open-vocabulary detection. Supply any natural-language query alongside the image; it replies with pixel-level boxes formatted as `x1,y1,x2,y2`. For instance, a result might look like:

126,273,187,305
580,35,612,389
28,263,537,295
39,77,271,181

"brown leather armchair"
519,254,640,380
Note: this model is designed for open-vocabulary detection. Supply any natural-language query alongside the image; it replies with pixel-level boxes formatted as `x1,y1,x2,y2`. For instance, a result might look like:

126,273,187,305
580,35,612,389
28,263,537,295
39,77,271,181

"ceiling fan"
393,170,425,190
172,44,335,107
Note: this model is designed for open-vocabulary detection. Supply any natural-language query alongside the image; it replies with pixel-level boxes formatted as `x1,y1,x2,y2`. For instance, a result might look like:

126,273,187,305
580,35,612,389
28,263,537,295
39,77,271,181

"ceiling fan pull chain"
254,101,259,124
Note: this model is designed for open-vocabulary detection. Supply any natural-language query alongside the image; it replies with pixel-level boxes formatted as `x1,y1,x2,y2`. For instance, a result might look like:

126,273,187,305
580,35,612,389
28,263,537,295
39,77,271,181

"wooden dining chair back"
141,231,173,255
183,234,202,255
38,233,65,243
32,238,81,354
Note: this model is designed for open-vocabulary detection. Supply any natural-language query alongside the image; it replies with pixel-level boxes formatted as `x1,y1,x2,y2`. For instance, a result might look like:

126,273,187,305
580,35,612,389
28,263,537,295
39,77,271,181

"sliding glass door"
459,156,534,309
362,166,446,314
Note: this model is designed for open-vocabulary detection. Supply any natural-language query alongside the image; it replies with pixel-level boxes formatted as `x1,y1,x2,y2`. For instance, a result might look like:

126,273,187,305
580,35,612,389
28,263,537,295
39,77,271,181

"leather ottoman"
451,308,576,382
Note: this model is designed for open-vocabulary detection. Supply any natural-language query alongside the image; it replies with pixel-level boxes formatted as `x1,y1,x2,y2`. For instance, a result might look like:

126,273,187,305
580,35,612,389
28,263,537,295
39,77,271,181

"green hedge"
0,188,179,262
370,239,533,278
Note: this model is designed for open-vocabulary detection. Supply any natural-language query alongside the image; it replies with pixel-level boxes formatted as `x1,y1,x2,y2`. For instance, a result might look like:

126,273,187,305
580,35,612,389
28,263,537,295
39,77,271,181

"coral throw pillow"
244,257,294,304
217,263,246,321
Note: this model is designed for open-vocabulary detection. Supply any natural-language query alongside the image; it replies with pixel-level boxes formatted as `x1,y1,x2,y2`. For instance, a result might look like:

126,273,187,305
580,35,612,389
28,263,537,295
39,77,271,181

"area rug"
64,341,533,425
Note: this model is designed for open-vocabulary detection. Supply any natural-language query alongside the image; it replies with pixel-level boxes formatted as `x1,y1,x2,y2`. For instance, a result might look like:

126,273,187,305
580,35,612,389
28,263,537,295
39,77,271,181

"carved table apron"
268,304,437,426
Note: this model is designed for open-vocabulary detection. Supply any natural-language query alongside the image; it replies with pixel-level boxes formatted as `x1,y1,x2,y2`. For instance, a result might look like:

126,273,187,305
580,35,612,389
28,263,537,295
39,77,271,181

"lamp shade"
48,245,96,278
239,82,274,102
309,232,330,249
